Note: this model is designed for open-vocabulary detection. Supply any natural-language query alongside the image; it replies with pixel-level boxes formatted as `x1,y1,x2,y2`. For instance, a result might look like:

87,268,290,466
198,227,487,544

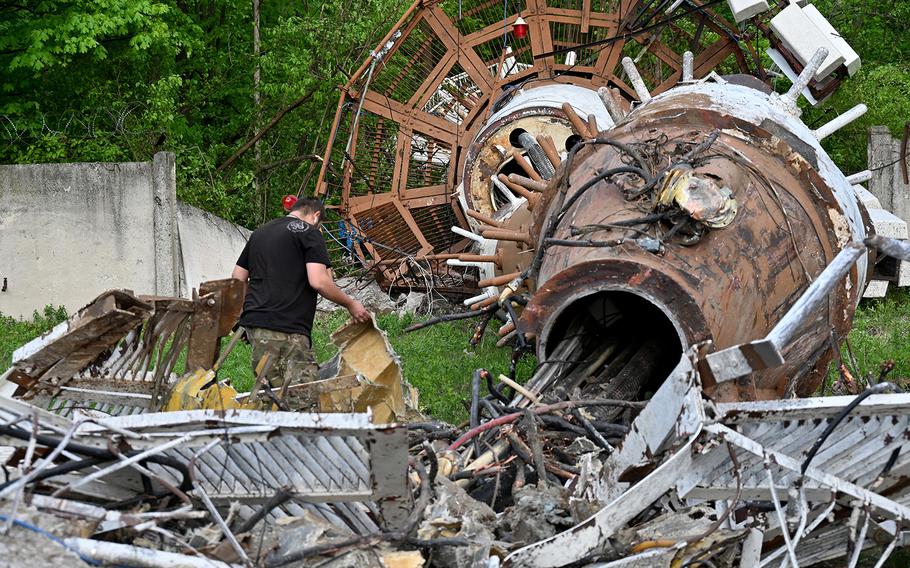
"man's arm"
231,265,249,282
306,263,370,323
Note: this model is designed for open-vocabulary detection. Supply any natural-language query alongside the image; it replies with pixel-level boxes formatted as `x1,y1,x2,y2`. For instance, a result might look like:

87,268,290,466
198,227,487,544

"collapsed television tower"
316,1,875,401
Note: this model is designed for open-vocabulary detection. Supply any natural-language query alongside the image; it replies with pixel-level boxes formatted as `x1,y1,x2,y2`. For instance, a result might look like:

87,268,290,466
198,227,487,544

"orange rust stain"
628,267,653,287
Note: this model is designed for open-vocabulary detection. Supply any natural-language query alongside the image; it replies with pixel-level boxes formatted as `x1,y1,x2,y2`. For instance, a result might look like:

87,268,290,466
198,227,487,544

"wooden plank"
391,128,411,198
423,6,494,93
361,91,456,145
344,0,423,90
349,192,396,215
394,199,433,256
580,0,592,33
186,291,222,372
41,317,141,382
16,309,141,378
593,0,634,84
407,51,457,109
527,0,555,74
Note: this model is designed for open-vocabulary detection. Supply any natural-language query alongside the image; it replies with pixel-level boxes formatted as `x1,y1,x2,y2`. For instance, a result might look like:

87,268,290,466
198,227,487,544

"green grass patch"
0,305,69,368
824,289,910,392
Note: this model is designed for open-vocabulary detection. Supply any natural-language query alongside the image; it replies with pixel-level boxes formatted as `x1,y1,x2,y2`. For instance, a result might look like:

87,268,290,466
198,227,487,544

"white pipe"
846,169,872,184
621,57,651,103
64,538,237,568
492,176,524,206
782,47,828,109
813,104,867,141
682,51,694,82
597,87,626,122
451,226,486,244
447,259,495,269
463,288,497,306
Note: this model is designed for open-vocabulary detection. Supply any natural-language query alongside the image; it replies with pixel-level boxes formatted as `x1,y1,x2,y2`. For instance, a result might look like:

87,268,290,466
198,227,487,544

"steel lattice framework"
315,0,765,292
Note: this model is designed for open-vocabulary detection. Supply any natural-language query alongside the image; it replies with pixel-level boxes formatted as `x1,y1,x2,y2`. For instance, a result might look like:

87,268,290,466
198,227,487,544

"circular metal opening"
542,290,685,403
565,134,582,152
508,128,529,148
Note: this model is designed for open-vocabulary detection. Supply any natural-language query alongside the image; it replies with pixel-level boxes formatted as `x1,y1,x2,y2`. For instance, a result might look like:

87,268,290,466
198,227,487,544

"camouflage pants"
247,328,318,397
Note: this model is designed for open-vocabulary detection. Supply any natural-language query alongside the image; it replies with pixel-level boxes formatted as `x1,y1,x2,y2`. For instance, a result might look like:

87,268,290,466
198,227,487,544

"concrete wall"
0,152,249,319
177,201,251,296
869,126,910,224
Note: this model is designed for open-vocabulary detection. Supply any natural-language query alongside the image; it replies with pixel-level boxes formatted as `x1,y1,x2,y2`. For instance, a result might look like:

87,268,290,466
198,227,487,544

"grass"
0,305,69,368
829,288,910,390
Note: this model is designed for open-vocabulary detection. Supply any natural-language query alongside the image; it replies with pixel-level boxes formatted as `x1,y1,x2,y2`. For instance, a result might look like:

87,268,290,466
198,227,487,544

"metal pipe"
682,51,694,82
518,132,556,180
814,104,868,141
621,57,652,103
782,47,828,109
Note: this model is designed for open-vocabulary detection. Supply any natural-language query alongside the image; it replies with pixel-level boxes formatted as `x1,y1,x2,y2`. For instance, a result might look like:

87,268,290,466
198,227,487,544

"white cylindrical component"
782,47,829,107
597,87,626,122
492,176,524,206
64,538,235,568
501,46,517,79
813,104,867,141
682,51,694,82
846,170,872,184
451,225,486,244
622,57,652,103
666,0,685,12
463,288,497,306
447,259,495,269
564,50,577,66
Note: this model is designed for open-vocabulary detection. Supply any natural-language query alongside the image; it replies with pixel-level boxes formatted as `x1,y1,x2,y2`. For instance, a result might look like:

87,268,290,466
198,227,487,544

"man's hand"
307,263,371,323
347,300,371,323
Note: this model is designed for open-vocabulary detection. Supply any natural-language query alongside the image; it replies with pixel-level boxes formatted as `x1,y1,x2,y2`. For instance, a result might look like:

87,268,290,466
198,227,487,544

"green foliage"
1,0,409,229
0,306,69,368
824,289,910,392
801,0,910,174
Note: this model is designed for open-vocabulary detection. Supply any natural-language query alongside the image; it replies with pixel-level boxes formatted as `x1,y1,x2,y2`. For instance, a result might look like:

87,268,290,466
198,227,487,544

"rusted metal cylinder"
521,82,872,402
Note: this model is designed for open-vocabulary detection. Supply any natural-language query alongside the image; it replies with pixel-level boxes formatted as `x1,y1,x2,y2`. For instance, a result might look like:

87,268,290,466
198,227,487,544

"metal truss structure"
315,0,770,291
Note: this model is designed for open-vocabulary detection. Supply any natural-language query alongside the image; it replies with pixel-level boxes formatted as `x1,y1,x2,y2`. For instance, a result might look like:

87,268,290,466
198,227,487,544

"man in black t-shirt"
231,198,369,405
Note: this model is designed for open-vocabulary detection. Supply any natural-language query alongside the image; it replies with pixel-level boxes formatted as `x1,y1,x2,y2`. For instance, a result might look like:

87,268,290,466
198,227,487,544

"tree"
0,0,409,228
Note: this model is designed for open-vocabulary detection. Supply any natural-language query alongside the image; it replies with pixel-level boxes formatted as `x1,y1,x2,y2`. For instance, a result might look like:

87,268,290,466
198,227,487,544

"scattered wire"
801,382,900,475
0,514,101,565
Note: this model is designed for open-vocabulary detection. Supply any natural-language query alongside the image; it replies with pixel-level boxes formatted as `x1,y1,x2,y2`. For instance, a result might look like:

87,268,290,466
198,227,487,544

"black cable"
0,424,193,492
535,0,727,58
502,300,527,350
801,382,898,475
557,166,649,224
0,456,109,492
485,371,512,404
479,398,502,420
470,369,483,456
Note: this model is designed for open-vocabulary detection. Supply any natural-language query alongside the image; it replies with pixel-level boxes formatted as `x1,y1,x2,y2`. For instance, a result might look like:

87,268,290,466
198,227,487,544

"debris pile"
3,238,910,567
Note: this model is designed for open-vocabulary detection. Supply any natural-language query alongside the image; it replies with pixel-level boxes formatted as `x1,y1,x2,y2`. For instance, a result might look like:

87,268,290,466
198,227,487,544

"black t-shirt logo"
287,220,310,233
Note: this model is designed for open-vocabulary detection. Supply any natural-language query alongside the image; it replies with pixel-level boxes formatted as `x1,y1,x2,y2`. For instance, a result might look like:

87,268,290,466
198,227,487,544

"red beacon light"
512,17,529,40
281,194,298,211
